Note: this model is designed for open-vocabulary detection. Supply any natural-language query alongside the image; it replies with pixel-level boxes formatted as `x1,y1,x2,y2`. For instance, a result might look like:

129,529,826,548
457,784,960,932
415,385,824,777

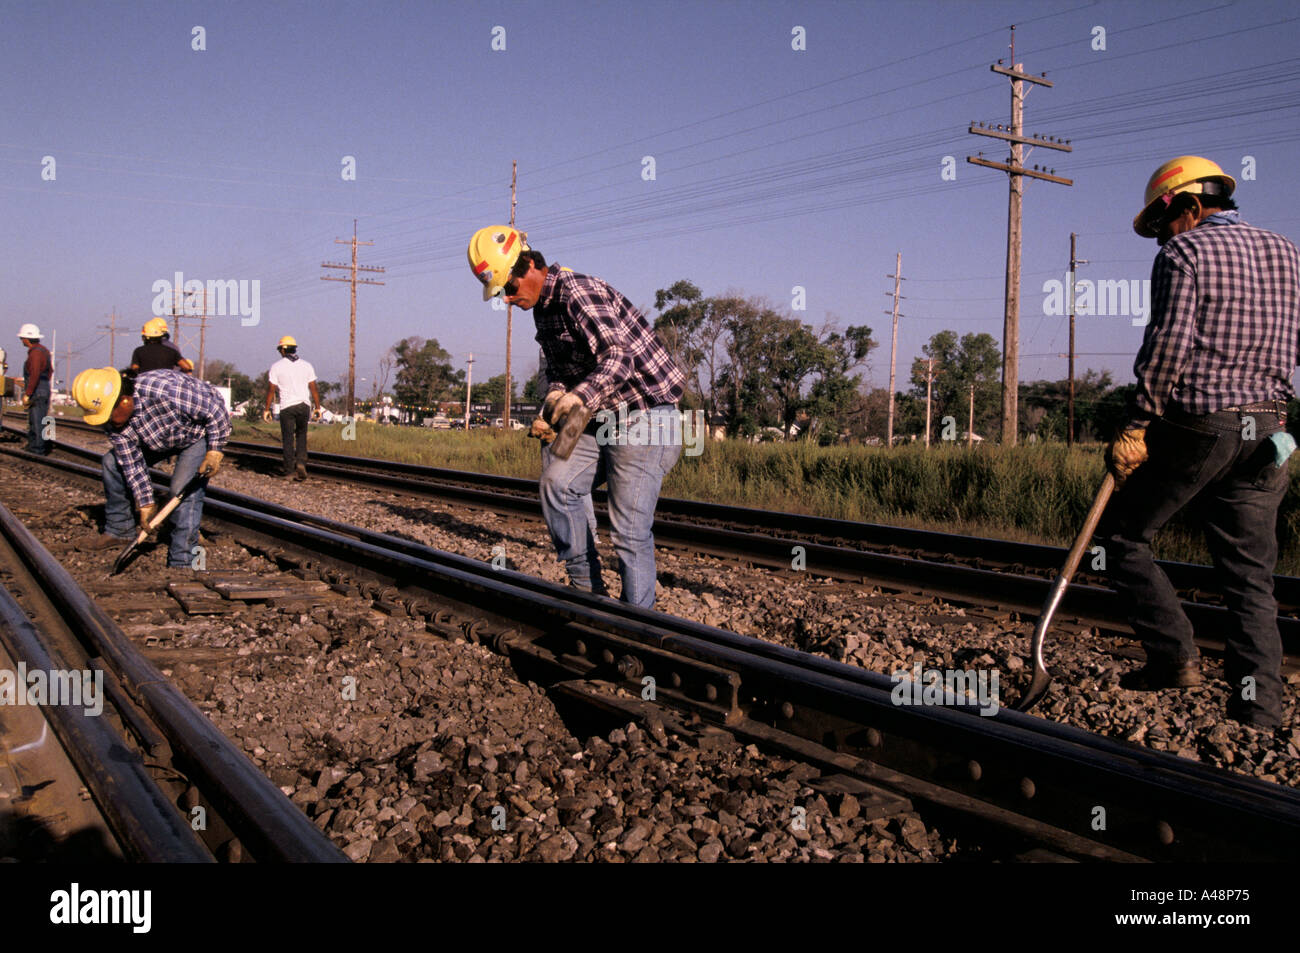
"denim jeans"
26,381,49,454
1095,409,1289,724
102,439,208,568
279,402,310,472
539,404,683,608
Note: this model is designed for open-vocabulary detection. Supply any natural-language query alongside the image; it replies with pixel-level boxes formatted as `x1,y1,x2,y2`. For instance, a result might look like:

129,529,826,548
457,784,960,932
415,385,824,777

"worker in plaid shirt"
1099,156,1300,728
73,367,230,568
468,226,686,607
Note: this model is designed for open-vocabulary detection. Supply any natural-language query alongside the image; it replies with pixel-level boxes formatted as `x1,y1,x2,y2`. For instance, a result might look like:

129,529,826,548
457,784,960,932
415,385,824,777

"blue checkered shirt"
108,370,231,506
532,265,685,411
1133,216,1300,424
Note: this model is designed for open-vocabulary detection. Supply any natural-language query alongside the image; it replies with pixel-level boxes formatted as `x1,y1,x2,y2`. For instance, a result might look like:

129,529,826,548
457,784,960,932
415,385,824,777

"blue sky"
4,0,1300,400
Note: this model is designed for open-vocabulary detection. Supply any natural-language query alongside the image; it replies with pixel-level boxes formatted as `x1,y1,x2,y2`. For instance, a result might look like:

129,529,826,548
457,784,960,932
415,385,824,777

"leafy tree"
391,337,465,410
202,359,256,405
910,331,1001,439
471,372,517,406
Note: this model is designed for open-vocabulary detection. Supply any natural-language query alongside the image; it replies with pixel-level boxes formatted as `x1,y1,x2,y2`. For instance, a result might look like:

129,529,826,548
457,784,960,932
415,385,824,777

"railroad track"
23,417,1299,666
0,487,347,862
6,443,1299,862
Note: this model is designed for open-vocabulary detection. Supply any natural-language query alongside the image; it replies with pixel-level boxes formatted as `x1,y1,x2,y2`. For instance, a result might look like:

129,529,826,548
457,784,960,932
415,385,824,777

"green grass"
235,420,1300,574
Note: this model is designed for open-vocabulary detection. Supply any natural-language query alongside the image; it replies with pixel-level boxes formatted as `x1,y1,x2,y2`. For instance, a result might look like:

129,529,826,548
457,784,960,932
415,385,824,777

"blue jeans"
539,404,682,608
102,440,208,568
26,381,49,454
1095,409,1289,725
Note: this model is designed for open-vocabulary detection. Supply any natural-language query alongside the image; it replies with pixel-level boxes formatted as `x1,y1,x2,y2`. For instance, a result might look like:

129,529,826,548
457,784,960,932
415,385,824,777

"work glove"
312,406,322,421
21,396,30,409
176,358,195,373
529,417,556,443
547,392,585,427
199,450,224,478
137,503,159,536
542,389,565,421
1106,427,1148,488
262,409,273,423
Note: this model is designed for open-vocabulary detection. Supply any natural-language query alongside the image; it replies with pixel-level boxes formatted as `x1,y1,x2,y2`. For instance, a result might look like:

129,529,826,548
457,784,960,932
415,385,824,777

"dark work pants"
26,381,50,454
1095,410,1288,724
279,402,310,473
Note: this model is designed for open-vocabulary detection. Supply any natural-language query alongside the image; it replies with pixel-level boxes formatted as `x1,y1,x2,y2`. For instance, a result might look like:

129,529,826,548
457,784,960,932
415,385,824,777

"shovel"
112,473,209,575
1012,472,1115,713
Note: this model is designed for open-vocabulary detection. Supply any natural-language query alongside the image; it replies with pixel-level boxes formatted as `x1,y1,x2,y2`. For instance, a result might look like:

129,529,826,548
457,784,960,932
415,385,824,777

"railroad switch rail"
6,445,1299,862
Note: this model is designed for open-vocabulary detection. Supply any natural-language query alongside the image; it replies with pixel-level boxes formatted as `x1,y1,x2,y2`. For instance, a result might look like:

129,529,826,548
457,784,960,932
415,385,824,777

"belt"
1221,400,1287,417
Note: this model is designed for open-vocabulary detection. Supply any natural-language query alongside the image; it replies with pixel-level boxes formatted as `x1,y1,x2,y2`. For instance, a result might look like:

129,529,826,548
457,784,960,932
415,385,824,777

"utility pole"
924,357,935,448
968,382,975,448
97,309,134,367
198,287,208,379
464,353,475,430
967,25,1072,445
1067,232,1088,447
884,252,904,447
322,219,385,417
504,160,517,430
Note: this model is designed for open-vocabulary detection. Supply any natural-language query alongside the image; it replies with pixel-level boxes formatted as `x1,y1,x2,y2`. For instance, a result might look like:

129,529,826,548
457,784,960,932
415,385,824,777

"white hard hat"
17,323,42,340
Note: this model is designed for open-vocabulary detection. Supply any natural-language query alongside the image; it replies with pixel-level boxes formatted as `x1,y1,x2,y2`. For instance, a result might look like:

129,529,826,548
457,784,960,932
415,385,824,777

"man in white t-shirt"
263,335,321,481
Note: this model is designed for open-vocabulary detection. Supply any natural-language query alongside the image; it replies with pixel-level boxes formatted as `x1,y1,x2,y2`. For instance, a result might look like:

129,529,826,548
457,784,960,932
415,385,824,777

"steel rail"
0,483,348,863
32,434,1300,657
10,448,1299,861
0,557,213,862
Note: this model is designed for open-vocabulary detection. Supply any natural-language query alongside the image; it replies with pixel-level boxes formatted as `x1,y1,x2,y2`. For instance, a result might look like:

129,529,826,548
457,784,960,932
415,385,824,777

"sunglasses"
502,257,531,296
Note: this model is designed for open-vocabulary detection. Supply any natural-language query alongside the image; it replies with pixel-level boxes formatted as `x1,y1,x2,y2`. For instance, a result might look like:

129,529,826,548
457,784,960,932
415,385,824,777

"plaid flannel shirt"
532,265,685,411
1133,216,1300,424
108,370,231,506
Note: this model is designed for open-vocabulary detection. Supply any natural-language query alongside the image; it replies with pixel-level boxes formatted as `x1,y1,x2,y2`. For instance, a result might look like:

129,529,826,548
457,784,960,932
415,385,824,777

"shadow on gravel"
379,501,542,551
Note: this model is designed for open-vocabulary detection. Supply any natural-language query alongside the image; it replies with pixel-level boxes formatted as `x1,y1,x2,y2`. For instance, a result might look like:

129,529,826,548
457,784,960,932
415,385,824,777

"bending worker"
263,335,321,481
468,226,685,608
18,324,52,455
72,367,230,569
130,318,194,373
1100,156,1300,729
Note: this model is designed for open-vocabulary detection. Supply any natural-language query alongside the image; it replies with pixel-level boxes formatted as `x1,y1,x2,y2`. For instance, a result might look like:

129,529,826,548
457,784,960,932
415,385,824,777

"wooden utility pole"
505,160,516,430
885,252,904,447
967,26,1072,445
924,357,935,447
968,382,975,448
322,219,385,417
1067,232,1088,447
464,353,475,430
97,309,134,367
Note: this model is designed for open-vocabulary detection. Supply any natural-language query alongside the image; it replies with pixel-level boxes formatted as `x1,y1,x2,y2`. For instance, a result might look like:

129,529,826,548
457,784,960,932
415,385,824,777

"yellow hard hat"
142,317,170,338
72,367,123,426
467,226,529,301
1133,156,1236,238
278,335,297,348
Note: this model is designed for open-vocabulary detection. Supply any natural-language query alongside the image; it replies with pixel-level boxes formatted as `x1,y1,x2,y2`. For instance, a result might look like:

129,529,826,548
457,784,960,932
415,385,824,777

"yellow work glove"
548,392,585,426
199,450,224,478
529,417,556,443
1106,427,1148,487
137,502,159,536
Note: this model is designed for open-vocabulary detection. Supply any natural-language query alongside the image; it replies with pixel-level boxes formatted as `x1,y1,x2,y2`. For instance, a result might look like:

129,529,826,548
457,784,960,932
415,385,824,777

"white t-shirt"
269,356,317,410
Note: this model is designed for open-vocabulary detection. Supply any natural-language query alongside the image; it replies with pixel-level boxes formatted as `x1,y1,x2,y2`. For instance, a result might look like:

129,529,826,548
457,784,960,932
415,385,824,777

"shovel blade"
111,531,148,575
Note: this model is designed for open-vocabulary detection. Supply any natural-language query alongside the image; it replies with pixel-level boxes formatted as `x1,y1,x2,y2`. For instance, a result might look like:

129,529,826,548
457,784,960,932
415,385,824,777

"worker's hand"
137,503,159,535
529,417,556,443
199,450,224,478
21,396,30,409
1106,427,1148,488
547,392,585,426
262,409,273,423
542,389,565,422
312,406,322,421
176,358,195,373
